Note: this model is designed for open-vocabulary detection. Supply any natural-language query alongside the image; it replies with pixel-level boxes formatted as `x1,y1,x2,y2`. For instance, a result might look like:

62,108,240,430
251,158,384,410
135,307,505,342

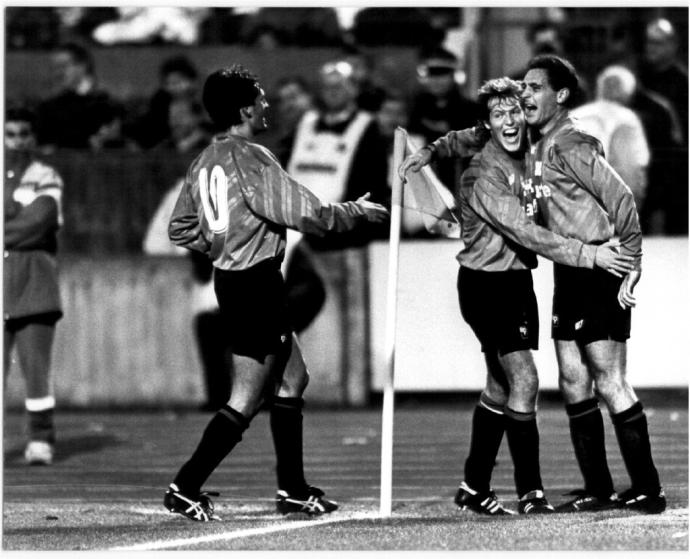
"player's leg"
14,318,58,465
584,339,664,513
455,357,513,515
165,261,284,521
461,355,508,493
194,310,231,410
552,264,617,512
555,339,617,511
498,349,552,514
268,334,338,515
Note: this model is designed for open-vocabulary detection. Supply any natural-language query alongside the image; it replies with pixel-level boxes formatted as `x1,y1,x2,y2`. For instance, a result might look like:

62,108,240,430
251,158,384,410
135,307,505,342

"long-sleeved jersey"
169,133,379,271
438,136,597,271
526,113,642,270
4,150,63,319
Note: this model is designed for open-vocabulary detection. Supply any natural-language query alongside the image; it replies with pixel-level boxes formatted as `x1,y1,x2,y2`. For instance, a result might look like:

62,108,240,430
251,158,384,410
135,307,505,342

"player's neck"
228,122,253,140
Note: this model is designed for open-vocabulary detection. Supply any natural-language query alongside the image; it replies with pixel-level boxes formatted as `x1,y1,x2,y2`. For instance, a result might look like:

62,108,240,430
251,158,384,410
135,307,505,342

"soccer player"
163,65,389,521
399,78,634,515
4,108,64,465
520,55,664,514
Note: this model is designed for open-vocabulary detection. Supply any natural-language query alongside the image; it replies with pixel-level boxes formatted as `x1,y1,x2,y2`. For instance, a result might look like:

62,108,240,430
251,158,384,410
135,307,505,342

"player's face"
250,88,269,133
521,68,561,131
4,121,35,151
486,96,525,153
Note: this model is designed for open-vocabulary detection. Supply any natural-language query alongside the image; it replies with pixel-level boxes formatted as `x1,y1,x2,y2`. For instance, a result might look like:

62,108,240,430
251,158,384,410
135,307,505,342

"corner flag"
400,131,461,239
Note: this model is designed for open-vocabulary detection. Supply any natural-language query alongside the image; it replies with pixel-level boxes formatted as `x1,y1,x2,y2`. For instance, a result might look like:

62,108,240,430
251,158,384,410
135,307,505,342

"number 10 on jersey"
199,165,229,234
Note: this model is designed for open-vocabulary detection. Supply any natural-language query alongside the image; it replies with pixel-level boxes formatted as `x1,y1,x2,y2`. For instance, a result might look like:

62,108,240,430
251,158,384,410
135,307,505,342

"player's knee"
593,371,627,402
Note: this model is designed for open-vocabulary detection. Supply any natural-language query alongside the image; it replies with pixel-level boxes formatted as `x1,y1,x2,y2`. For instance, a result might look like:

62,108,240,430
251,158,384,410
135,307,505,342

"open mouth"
523,103,537,114
502,128,520,141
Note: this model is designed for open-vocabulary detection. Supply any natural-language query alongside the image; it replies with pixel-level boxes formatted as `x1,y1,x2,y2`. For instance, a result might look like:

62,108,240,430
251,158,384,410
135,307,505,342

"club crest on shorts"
552,315,559,327
575,319,584,331
519,324,529,339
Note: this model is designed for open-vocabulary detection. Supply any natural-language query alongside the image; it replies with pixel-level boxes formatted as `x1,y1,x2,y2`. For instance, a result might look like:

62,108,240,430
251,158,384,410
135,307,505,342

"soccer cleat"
276,486,339,516
454,481,515,515
617,487,666,514
555,489,619,513
518,489,555,514
24,441,54,465
164,483,220,521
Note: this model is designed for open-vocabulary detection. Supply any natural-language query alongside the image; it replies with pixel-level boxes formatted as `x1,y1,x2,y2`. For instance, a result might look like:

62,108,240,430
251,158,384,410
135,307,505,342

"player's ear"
241,106,253,120
482,120,490,130
556,88,570,105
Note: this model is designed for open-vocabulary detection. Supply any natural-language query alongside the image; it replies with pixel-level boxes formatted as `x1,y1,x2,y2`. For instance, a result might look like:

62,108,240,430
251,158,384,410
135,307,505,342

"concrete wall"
4,250,370,408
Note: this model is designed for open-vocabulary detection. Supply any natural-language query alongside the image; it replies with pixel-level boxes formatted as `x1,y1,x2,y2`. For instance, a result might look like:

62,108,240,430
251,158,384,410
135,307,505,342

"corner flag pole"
380,127,406,517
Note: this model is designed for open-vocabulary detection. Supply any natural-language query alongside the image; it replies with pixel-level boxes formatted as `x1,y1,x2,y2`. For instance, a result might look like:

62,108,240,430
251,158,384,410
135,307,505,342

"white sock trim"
25,396,56,412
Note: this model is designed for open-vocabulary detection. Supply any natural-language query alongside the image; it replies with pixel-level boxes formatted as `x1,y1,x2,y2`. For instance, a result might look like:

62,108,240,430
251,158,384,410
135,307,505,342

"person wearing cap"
408,47,482,197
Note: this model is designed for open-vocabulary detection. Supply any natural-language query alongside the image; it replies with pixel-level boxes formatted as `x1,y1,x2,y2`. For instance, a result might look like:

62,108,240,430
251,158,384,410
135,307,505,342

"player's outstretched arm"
354,192,390,223
593,240,636,278
617,269,641,309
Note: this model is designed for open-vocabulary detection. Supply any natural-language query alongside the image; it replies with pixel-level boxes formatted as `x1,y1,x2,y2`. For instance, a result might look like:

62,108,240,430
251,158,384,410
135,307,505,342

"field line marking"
109,511,378,551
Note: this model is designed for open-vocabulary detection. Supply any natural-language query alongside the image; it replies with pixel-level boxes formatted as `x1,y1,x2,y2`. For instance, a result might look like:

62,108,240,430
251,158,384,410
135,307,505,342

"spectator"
408,47,482,197
133,55,200,149
89,100,139,152
572,66,650,210
628,76,685,235
35,42,113,150
154,99,210,155
375,89,429,238
4,108,64,465
342,48,387,112
91,7,210,46
269,76,315,166
283,59,389,332
510,20,565,81
638,17,688,144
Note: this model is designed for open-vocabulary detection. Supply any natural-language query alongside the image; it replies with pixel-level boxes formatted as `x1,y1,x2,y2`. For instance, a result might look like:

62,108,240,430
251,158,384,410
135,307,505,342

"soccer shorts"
214,258,292,362
457,266,539,355
551,263,631,344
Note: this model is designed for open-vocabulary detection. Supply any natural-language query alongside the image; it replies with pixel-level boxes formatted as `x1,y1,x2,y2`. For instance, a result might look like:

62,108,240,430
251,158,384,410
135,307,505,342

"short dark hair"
6,107,36,130
527,54,581,108
56,42,94,75
476,77,523,122
160,55,198,80
202,65,261,129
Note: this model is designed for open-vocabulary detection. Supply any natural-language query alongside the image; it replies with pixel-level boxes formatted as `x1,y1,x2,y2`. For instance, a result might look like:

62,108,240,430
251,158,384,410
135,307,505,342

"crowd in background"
5,7,688,239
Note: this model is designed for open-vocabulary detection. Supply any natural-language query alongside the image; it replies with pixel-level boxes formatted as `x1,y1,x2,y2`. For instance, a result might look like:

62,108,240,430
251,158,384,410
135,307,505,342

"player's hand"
617,269,641,309
398,148,432,181
593,240,635,277
356,192,389,223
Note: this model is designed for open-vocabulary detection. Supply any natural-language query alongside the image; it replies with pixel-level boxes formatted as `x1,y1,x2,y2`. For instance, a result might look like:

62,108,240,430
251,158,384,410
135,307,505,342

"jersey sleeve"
239,155,372,235
4,196,59,250
469,169,597,268
430,127,488,159
168,169,212,254
553,140,642,269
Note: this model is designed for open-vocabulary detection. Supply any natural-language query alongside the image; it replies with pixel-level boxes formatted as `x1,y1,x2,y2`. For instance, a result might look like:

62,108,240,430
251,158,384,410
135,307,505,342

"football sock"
611,401,661,493
566,398,615,498
464,392,505,493
505,407,543,498
27,408,56,444
173,405,249,495
270,396,308,494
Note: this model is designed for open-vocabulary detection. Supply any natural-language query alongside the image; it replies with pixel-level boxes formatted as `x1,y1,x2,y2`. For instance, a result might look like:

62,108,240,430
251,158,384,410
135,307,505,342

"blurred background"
4,6,688,408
